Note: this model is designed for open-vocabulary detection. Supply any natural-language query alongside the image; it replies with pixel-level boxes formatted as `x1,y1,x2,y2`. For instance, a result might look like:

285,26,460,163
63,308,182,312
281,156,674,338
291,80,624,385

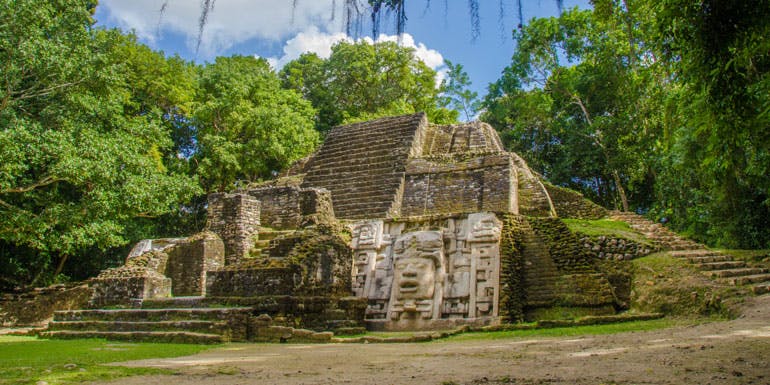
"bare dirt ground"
105,295,770,385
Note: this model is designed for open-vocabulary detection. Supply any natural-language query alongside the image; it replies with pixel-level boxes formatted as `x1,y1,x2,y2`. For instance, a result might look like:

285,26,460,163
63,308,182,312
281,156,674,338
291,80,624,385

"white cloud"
375,33,444,70
98,0,340,57
97,1,448,85
267,29,447,87
269,27,351,68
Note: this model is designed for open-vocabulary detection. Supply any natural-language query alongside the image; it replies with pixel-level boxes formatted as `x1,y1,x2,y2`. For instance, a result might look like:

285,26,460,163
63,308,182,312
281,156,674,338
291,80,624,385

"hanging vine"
196,0,216,54
154,0,565,53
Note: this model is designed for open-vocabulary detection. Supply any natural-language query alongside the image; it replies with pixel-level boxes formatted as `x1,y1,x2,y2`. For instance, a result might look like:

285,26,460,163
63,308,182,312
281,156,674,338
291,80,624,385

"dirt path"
105,295,770,385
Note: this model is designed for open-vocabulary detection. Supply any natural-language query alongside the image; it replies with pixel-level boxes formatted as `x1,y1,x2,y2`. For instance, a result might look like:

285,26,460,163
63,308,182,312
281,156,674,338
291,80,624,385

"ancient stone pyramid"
296,112,560,220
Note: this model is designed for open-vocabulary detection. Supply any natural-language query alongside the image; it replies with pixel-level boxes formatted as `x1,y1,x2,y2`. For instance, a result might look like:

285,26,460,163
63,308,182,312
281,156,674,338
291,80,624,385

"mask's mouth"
399,280,419,292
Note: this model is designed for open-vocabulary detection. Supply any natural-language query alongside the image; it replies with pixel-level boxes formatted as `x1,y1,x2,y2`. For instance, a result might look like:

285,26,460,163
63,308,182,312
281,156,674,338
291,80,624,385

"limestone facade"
67,113,616,334
350,213,502,330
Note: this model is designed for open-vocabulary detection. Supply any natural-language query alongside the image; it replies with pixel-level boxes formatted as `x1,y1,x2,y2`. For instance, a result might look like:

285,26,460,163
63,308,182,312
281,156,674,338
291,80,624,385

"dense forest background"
1,0,768,290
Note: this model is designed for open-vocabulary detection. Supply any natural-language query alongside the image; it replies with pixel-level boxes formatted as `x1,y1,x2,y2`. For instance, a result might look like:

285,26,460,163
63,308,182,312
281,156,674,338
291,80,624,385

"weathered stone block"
89,270,171,308
206,193,260,264
164,231,225,296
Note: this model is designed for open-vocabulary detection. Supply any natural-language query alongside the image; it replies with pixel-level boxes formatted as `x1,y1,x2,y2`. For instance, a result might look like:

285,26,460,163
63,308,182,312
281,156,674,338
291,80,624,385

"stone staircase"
609,211,770,295
249,227,296,259
39,306,252,343
520,221,561,307
301,113,425,220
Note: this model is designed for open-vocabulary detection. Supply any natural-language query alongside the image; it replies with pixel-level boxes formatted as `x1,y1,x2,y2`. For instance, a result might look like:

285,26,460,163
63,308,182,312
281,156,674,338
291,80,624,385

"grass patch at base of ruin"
631,252,746,319
0,336,214,385
446,318,686,341
562,218,651,245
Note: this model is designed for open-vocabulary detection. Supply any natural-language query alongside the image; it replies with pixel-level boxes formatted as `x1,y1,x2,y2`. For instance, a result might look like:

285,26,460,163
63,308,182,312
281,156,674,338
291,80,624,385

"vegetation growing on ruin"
563,219,651,246
631,253,742,318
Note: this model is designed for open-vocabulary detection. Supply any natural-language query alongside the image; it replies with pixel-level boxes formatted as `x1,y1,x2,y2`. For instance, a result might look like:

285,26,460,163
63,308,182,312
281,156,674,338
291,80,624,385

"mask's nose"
402,263,418,277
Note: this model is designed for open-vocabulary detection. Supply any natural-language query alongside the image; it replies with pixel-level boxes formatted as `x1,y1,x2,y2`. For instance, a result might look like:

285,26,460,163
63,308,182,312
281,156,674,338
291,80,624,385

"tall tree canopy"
0,0,200,286
483,6,663,210
280,39,457,132
194,55,319,192
484,0,770,248
651,0,770,247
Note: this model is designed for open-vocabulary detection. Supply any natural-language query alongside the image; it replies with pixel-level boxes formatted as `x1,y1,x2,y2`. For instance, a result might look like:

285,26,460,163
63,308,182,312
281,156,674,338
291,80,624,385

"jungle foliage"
482,0,770,248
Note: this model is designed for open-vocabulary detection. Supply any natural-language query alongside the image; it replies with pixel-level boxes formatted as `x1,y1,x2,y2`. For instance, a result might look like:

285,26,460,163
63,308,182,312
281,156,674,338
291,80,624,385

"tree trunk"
612,169,630,212
52,254,70,279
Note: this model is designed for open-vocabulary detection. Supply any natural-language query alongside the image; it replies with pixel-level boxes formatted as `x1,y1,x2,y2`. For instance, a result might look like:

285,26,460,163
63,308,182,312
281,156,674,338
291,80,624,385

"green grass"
445,318,686,341
0,336,214,385
631,252,744,318
562,218,652,245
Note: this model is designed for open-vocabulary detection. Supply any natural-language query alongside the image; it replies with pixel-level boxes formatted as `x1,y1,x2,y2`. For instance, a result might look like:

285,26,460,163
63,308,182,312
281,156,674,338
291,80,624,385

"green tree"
280,40,457,133
194,55,319,192
650,0,770,247
483,6,664,211
440,60,481,121
0,0,200,287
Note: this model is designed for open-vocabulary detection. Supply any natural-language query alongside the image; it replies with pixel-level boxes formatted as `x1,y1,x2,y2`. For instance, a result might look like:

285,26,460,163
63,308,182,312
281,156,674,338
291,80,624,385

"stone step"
705,267,768,278
327,181,403,197
650,235,681,241
332,190,400,206
334,194,396,209
54,307,253,322
323,122,413,137
258,230,295,241
687,255,734,264
308,141,405,162
139,296,206,308
47,320,230,334
670,250,722,258
724,274,770,286
39,330,224,344
312,139,407,158
667,243,702,251
305,157,404,175
140,297,210,308
753,283,770,295
254,240,270,249
696,261,746,270
305,173,403,192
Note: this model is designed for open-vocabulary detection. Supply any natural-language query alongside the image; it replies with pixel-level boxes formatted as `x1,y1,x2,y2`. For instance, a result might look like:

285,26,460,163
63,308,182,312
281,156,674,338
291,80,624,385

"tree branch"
14,79,85,101
1,176,62,194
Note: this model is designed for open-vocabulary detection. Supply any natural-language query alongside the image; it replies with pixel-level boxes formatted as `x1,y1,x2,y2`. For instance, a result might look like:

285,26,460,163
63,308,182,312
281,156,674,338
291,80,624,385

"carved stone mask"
392,232,442,301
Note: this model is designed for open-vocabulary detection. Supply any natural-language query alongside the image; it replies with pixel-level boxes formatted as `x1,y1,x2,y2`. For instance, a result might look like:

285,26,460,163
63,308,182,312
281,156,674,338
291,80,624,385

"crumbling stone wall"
0,284,92,326
207,193,260,264
496,216,620,320
246,186,300,229
164,232,224,296
544,183,608,219
90,233,225,306
89,265,171,308
401,155,516,216
246,186,334,229
206,224,352,298
206,267,297,297
579,235,656,261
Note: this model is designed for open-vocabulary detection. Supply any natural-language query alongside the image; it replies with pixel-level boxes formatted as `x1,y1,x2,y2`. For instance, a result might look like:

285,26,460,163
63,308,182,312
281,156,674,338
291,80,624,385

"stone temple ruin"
30,113,636,342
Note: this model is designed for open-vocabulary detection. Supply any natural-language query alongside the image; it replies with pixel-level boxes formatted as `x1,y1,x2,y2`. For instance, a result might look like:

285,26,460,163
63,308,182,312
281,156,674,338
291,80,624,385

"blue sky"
94,0,590,98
